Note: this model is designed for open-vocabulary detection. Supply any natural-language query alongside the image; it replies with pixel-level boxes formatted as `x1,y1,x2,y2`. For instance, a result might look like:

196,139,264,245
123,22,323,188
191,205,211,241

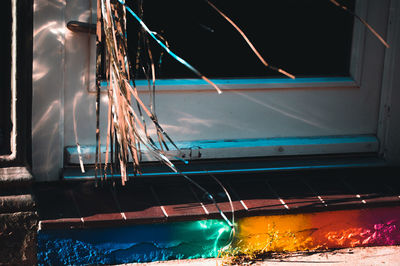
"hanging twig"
95,0,104,185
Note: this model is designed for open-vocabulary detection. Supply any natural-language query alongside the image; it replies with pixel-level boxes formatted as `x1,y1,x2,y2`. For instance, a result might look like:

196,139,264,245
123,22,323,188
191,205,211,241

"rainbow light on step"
237,206,400,251
38,206,400,264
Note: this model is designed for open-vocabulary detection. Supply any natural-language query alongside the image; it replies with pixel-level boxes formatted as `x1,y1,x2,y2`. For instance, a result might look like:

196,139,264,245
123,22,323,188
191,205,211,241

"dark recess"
126,0,355,79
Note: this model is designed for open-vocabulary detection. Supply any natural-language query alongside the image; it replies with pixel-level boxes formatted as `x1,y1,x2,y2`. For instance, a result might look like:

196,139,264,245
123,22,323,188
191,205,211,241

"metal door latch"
67,21,96,34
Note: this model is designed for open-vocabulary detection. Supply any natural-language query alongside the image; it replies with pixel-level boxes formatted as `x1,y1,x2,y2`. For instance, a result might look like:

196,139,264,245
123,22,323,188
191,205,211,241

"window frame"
1,0,33,169
32,0,394,181
0,0,17,162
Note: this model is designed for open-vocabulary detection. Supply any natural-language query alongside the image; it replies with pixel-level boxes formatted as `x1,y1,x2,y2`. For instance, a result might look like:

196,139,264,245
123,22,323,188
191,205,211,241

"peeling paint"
38,206,400,265
237,206,400,252
38,220,231,265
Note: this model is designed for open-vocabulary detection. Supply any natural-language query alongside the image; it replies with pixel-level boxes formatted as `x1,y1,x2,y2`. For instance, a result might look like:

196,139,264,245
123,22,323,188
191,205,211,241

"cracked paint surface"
237,206,400,252
38,206,400,265
37,220,231,265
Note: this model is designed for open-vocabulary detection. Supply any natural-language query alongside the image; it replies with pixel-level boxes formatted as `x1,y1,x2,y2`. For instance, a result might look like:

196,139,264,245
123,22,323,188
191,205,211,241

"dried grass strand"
329,0,389,48
119,0,223,94
206,0,295,79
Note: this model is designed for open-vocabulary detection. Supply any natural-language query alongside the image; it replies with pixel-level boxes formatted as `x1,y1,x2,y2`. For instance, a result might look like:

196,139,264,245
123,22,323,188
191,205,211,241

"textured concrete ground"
128,245,400,265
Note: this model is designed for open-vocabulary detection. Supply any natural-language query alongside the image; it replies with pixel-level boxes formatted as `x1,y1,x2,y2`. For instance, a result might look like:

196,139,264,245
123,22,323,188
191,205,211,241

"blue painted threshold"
64,135,383,180
64,155,385,180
